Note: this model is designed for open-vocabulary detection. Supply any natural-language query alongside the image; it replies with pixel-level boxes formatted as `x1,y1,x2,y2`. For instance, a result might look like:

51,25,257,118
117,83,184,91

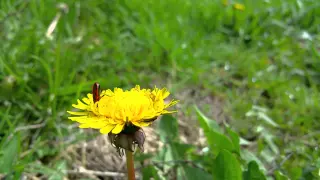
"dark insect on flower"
92,82,100,103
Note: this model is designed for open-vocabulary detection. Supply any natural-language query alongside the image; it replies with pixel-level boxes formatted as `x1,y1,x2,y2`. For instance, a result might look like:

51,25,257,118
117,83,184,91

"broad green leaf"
241,150,266,172
152,144,176,173
207,130,235,156
226,126,240,154
0,135,20,173
178,164,212,180
135,153,154,161
153,141,194,175
274,171,289,180
195,105,221,132
12,164,25,180
154,145,168,162
170,142,194,158
163,146,175,172
142,166,161,180
161,142,207,180
212,150,242,180
316,158,320,168
158,115,178,143
158,115,178,142
163,142,193,173
189,152,214,170
195,106,234,156
243,161,266,180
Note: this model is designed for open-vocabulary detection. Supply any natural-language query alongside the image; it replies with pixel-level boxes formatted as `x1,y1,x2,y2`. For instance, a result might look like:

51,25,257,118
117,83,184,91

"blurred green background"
1,0,320,179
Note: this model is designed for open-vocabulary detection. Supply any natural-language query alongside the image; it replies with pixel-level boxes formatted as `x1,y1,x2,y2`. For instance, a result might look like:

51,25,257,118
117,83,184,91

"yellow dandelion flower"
233,3,245,11
223,1,245,11
223,0,229,6
67,84,179,135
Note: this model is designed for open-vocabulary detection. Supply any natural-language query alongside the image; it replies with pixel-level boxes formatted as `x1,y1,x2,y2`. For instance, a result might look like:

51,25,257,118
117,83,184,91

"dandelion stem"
125,150,136,180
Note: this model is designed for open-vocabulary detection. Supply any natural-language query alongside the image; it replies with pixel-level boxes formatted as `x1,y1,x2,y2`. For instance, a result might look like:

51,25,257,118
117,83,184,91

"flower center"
98,90,152,122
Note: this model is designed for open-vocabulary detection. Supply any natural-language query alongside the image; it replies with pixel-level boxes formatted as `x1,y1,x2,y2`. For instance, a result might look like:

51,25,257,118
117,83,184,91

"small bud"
134,129,146,152
108,126,146,156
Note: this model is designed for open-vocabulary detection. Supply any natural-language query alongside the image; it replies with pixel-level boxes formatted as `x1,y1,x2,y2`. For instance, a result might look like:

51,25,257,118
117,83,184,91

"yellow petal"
72,104,86,110
68,116,88,123
79,124,91,128
114,88,123,93
101,89,114,96
82,97,91,105
161,88,170,99
82,121,107,129
78,99,88,105
165,100,179,108
87,93,93,100
143,112,161,119
100,124,116,134
161,110,178,114
234,3,245,11
134,85,140,91
111,123,124,134
132,121,151,127
72,99,89,110
67,111,88,115
70,116,102,122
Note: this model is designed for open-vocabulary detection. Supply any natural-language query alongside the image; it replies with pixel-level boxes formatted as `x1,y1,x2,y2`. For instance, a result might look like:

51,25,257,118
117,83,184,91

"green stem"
125,149,136,180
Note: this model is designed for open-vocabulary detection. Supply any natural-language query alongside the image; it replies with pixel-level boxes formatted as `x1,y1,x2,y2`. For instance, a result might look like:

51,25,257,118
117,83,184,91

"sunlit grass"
0,0,319,179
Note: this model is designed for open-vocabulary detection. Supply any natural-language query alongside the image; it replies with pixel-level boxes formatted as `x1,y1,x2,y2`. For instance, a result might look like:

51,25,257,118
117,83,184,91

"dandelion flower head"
67,84,178,135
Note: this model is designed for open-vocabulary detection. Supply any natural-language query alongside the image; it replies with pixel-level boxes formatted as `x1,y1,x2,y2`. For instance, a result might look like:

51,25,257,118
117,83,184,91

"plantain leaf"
212,149,242,180
195,106,235,156
243,161,267,180
0,135,20,173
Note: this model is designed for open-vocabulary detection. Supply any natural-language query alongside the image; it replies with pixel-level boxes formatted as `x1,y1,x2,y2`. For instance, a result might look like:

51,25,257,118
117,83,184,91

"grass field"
1,0,320,179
